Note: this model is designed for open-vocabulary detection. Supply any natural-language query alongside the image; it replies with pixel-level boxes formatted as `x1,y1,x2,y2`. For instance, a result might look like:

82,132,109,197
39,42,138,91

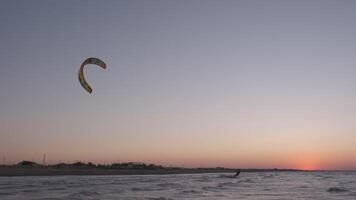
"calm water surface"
0,172,355,199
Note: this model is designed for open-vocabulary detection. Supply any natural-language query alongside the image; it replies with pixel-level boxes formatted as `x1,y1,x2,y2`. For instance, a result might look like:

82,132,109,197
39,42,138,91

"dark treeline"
5,160,167,170
0,160,304,172
0,160,319,177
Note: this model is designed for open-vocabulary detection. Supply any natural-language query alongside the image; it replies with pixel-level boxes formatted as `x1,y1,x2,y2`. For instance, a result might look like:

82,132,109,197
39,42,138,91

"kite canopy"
78,57,107,93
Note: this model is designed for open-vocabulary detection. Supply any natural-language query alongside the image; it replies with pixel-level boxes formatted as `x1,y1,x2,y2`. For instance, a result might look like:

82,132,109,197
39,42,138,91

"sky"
1,0,356,170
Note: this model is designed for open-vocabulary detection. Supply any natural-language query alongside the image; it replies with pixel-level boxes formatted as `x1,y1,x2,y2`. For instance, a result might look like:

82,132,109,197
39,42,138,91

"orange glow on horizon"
296,164,319,171
293,155,322,171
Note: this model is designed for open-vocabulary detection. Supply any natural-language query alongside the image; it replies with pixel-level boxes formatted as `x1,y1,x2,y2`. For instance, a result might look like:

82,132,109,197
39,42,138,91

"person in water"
233,170,241,177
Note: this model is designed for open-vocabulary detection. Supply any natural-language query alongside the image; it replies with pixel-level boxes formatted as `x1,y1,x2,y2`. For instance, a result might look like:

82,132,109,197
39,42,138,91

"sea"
0,172,355,200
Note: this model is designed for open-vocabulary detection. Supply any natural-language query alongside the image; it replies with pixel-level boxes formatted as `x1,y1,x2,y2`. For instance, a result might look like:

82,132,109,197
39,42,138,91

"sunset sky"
1,0,356,170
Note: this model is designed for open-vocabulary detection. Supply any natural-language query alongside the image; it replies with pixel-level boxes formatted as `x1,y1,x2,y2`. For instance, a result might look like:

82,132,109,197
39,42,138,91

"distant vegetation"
0,160,305,172
12,160,165,170
0,160,310,177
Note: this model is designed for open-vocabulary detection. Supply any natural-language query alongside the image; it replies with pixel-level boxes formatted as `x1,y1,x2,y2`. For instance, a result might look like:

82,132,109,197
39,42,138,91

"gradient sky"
1,0,356,170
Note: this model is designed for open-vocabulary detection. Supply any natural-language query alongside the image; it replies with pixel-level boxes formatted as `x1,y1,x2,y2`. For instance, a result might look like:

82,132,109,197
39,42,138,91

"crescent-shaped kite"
78,57,107,94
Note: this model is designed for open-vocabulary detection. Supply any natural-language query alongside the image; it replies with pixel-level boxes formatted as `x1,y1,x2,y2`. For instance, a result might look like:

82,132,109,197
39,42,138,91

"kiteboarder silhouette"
233,170,241,177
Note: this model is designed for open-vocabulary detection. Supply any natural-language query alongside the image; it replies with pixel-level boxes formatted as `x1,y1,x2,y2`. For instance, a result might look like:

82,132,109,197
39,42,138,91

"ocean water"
0,172,355,200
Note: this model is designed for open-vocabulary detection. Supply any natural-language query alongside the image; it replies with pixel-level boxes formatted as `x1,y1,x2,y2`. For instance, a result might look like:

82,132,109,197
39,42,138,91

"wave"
131,186,165,192
262,174,276,179
67,190,101,198
47,187,66,191
22,189,38,193
0,192,14,196
238,178,254,183
327,187,349,193
218,174,238,179
156,182,182,188
202,186,218,191
217,182,237,188
181,189,201,194
146,197,174,200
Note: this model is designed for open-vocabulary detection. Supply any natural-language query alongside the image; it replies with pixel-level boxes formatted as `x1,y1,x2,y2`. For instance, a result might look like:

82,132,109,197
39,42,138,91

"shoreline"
0,168,233,177
0,167,305,177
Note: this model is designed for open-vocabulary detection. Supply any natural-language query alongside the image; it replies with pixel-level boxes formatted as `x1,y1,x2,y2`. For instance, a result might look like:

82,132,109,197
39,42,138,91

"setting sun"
293,156,322,171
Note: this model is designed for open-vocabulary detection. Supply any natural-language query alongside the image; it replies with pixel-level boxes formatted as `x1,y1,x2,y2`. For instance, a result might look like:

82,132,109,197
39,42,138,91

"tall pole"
43,153,46,166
